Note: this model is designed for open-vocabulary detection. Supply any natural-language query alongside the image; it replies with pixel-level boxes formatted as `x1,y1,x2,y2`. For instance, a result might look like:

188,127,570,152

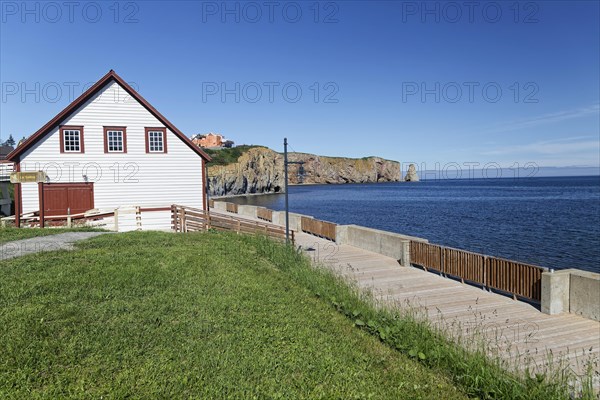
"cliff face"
208,147,284,196
207,147,401,196
286,152,400,185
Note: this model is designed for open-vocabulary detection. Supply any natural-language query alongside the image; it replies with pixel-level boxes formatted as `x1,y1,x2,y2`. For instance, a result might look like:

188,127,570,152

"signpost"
9,171,48,228
10,171,47,184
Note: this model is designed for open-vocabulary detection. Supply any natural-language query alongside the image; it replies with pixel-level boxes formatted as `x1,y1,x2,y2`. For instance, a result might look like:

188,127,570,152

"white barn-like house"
6,70,210,230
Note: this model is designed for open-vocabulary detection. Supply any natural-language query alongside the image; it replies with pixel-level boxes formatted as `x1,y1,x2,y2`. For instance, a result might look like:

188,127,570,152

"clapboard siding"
20,81,203,216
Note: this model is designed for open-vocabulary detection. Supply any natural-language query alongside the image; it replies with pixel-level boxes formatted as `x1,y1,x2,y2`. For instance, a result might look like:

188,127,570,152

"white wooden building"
5,70,210,230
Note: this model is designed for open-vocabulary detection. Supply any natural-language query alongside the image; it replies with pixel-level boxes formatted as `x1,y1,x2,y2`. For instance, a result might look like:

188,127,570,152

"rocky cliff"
207,147,401,196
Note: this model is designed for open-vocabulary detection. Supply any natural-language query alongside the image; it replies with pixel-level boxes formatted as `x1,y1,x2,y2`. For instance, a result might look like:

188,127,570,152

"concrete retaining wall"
237,205,258,219
542,269,600,321
272,211,313,232
212,201,228,212
335,225,427,267
569,270,600,321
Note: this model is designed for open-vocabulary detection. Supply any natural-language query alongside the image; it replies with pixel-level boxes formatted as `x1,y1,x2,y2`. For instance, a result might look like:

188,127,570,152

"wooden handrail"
410,240,547,303
300,216,337,241
257,207,273,222
172,204,292,244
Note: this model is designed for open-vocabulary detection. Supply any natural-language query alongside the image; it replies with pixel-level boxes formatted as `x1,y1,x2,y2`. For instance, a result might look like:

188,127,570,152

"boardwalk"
295,232,600,389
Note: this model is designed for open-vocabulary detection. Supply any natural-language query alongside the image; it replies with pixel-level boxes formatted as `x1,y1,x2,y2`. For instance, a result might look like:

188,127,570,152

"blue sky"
1,0,599,171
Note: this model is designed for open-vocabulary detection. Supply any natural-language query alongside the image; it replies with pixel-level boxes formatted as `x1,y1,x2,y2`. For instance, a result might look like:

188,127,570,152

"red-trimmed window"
59,126,84,153
145,127,167,153
104,127,127,153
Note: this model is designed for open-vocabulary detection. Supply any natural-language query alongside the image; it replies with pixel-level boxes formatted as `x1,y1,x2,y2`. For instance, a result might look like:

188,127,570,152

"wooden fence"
172,205,292,243
256,207,273,222
1,209,116,228
300,216,337,242
410,241,547,303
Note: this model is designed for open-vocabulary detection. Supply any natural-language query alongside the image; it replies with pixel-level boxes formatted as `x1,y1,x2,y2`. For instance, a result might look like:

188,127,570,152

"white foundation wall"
18,81,204,230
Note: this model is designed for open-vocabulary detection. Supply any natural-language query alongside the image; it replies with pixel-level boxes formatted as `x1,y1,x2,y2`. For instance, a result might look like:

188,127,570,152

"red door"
42,183,94,216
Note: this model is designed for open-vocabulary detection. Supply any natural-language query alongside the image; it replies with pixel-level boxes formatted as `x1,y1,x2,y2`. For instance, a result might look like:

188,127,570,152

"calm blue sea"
227,176,600,273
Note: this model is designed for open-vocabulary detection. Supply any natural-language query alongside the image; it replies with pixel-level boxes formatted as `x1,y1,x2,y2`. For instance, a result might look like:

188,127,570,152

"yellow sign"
9,171,47,184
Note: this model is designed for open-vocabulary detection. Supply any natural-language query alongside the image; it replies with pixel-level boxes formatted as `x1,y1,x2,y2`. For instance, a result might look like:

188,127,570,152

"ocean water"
226,176,600,273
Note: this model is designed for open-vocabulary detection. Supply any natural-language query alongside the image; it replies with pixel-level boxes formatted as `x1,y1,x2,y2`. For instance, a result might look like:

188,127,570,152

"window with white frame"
107,130,124,152
62,129,81,152
148,130,164,152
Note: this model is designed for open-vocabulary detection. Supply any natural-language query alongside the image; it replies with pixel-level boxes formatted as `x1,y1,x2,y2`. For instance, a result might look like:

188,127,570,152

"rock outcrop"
208,147,284,196
404,163,419,182
207,147,401,196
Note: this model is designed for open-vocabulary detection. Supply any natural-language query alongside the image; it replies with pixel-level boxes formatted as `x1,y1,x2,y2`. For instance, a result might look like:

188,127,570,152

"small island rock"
404,164,420,182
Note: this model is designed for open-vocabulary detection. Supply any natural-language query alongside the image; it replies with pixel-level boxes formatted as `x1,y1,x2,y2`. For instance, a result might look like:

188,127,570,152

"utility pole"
284,138,290,244
283,138,306,245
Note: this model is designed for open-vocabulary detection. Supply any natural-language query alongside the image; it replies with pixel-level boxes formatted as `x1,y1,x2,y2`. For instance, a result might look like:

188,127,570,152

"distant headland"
206,146,410,197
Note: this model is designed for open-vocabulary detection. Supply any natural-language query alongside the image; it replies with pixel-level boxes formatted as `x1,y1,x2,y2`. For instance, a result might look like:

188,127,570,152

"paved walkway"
0,232,108,261
295,232,600,389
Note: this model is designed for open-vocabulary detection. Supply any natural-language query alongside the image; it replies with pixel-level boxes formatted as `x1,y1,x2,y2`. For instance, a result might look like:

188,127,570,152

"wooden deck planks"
295,232,600,387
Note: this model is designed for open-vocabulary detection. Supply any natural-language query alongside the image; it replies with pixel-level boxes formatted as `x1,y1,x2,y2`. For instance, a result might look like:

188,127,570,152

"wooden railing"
256,207,273,222
410,241,443,272
444,247,486,285
172,205,292,244
410,241,547,303
0,209,117,228
301,216,337,242
226,203,238,214
486,257,545,302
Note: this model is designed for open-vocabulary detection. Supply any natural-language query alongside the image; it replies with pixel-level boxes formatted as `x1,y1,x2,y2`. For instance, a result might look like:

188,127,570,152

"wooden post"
38,182,45,228
114,208,119,232
14,182,21,228
237,219,241,234
483,256,488,291
67,207,72,228
171,205,177,232
179,208,186,232
135,206,142,231
14,163,21,228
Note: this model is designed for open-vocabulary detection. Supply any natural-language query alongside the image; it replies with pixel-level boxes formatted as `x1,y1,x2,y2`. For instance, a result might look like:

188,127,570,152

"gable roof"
6,70,211,162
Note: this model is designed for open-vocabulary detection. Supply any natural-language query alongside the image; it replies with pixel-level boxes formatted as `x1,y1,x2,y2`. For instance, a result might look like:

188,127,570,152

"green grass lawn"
0,231,467,399
0,227,102,244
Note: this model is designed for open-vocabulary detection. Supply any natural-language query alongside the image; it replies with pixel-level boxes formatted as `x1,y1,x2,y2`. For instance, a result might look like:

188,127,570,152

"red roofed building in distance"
191,133,234,149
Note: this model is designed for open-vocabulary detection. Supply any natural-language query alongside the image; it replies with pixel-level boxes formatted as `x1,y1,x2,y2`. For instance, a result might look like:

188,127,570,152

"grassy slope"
0,227,102,245
0,231,466,399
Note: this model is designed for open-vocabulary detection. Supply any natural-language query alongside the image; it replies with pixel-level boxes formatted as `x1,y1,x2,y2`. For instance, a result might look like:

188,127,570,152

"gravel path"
0,232,109,261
